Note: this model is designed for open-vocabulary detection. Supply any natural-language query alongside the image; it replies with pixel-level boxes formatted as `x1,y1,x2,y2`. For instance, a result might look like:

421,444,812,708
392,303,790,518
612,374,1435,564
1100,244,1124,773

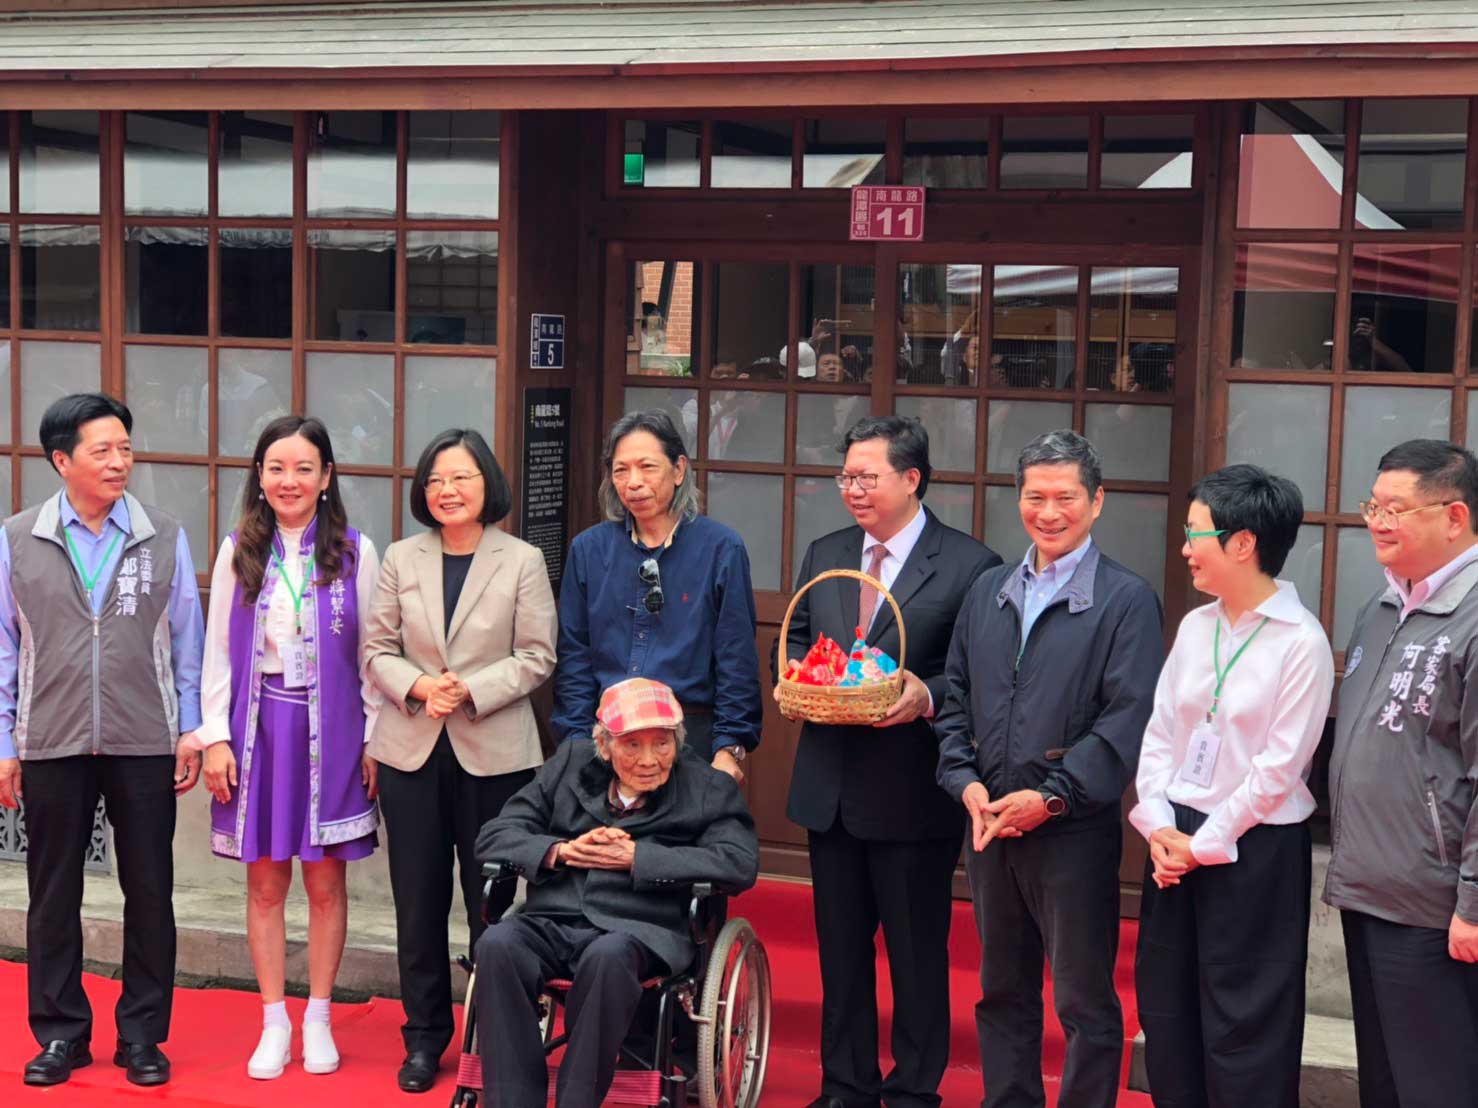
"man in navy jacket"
936,429,1163,1108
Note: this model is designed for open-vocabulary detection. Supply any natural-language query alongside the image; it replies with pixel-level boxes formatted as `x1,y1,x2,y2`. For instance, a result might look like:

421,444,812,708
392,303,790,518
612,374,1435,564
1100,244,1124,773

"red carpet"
2,878,1152,1106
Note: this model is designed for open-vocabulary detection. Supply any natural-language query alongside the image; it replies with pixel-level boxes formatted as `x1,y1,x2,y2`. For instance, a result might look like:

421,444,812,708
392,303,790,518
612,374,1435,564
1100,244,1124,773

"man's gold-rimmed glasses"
1357,499,1455,528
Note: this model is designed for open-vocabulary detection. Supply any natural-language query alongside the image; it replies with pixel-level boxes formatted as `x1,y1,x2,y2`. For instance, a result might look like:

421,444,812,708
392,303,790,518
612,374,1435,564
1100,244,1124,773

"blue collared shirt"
1019,536,1094,646
552,514,763,754
0,492,205,760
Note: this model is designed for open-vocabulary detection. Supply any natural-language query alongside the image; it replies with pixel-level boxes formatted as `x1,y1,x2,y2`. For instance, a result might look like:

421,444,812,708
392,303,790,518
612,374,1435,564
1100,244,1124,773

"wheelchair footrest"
454,1052,666,1102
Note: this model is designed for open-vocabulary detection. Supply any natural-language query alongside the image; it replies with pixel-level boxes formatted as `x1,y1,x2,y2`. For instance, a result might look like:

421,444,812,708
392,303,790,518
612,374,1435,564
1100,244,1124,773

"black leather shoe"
804,1099,849,1108
23,1040,92,1086
113,1040,170,1086
397,1050,439,1093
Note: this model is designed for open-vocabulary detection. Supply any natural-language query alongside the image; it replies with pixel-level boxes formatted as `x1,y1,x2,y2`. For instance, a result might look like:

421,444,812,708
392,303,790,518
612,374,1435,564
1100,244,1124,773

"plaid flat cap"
596,677,684,736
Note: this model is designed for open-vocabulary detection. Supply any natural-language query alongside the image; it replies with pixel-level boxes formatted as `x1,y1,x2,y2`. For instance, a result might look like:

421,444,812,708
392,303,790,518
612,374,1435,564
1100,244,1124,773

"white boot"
247,1023,292,1080
301,1020,340,1075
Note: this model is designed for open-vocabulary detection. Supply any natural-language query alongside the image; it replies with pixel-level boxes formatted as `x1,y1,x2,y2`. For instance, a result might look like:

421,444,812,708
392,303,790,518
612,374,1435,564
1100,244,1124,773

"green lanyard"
270,549,315,635
63,527,123,595
1208,616,1269,722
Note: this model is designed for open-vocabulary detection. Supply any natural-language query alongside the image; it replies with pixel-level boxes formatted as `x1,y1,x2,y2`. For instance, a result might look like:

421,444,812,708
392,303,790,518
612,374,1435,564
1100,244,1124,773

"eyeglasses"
835,472,886,492
1357,499,1455,529
1184,526,1228,542
638,558,664,614
424,471,483,493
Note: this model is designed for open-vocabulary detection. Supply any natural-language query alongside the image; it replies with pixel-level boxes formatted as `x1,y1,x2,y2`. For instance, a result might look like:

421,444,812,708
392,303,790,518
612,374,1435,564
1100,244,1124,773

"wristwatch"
1036,787,1066,818
718,744,748,763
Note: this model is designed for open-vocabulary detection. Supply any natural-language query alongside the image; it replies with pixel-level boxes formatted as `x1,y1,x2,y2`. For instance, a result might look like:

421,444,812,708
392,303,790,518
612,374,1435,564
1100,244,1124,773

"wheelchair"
450,862,771,1108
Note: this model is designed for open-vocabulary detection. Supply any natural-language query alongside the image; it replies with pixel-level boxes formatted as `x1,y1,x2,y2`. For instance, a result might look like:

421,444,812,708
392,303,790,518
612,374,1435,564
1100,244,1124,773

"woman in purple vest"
198,415,383,1080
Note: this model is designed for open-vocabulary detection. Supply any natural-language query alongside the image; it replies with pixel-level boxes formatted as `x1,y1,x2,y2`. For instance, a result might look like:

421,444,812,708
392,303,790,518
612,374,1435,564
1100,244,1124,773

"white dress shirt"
1129,580,1335,866
1387,542,1478,623
199,524,383,748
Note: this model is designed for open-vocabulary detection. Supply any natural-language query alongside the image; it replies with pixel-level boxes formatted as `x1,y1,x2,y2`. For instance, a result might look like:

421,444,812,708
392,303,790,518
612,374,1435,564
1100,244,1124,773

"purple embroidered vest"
209,520,376,858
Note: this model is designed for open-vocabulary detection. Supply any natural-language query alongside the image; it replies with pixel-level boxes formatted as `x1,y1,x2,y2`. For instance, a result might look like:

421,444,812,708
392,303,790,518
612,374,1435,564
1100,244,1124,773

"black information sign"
521,387,572,590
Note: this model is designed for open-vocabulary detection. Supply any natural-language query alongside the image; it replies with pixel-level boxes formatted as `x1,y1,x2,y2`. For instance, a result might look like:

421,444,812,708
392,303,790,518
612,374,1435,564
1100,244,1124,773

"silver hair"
1015,429,1103,498
592,720,688,756
598,409,703,524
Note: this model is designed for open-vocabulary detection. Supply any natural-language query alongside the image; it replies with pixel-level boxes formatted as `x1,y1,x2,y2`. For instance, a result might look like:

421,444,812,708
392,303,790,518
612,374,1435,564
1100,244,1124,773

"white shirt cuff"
1128,797,1177,843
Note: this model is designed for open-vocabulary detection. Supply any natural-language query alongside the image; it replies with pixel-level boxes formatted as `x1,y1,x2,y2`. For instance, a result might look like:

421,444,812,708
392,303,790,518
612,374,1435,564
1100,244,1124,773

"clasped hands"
413,671,471,720
1148,826,1200,888
962,782,1052,851
556,825,636,871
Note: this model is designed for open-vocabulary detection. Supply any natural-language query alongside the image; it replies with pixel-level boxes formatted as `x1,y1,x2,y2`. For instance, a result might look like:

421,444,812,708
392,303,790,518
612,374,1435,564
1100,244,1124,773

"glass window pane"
1084,403,1171,482
306,352,394,466
336,474,392,552
896,396,977,473
1087,266,1177,392
0,344,10,443
985,399,1073,474
798,264,876,383
0,128,8,213
408,110,501,219
125,345,208,455
405,355,496,457
125,226,207,337
19,111,100,215
1001,115,1088,189
1334,526,1386,649
21,224,100,332
20,340,99,446
1339,386,1452,512
992,265,1078,389
308,111,396,219
802,120,884,189
406,231,498,345
899,262,981,387
1238,100,1345,229
0,226,10,330
983,485,1029,566
0,456,12,516
21,455,59,508
1357,99,1467,231
796,392,869,466
124,111,208,217
622,120,700,189
310,229,395,342
791,475,853,579
219,111,294,218
1284,525,1325,619
713,262,787,380
1095,493,1168,596
708,472,781,591
1226,383,1331,512
401,478,427,538
927,483,974,537
1349,244,1459,373
1231,243,1337,370
131,463,208,571
221,228,292,339
219,348,291,457
903,117,988,188
623,386,697,457
1101,115,1194,189
1467,390,1478,451
712,119,792,189
217,465,249,544
628,260,697,377
709,390,785,463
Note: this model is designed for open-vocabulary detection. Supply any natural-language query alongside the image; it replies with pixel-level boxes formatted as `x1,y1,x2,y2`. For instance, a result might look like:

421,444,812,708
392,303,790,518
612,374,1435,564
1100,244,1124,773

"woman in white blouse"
198,416,382,1080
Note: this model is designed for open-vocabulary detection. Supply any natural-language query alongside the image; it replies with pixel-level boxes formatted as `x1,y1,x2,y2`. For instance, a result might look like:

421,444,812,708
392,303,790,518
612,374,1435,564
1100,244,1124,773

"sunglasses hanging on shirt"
638,557,665,614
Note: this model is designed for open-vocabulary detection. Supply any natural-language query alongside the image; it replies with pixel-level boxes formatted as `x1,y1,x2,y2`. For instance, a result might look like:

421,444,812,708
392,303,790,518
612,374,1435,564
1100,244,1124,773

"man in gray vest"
0,393,204,1088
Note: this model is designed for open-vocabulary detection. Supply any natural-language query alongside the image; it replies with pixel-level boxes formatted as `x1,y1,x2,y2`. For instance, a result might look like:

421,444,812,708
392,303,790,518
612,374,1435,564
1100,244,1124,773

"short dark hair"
1377,439,1478,534
40,392,132,471
1188,463,1304,576
1015,429,1102,498
409,428,511,529
838,414,932,499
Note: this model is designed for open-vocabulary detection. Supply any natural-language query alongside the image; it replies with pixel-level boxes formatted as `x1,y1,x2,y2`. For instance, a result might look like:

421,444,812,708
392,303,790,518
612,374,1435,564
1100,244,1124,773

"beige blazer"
362,526,557,776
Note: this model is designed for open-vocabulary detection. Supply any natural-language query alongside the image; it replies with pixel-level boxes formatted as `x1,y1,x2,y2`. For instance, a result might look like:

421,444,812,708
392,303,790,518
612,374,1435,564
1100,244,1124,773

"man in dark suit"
775,415,1001,1108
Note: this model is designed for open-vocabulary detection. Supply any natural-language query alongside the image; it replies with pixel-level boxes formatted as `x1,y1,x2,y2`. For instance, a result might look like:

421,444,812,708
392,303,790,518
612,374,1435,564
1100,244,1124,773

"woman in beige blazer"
361,428,556,1095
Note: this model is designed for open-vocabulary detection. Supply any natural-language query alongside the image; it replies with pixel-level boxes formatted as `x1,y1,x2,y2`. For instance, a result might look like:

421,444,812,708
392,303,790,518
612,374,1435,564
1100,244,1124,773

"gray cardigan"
475,739,759,974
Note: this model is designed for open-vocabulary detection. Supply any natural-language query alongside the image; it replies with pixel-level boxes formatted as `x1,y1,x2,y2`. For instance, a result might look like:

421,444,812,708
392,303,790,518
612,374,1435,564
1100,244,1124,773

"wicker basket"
776,568,907,725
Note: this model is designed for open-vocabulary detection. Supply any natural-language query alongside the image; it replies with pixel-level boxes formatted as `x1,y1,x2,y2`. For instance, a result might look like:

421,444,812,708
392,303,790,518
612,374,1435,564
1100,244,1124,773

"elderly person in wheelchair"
471,677,760,1108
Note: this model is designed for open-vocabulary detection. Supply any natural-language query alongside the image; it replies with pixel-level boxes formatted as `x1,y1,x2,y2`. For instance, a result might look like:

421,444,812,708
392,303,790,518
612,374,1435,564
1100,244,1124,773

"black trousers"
378,730,535,1056
807,819,960,1108
24,754,177,1048
966,820,1123,1108
1134,806,1311,1108
1341,909,1478,1108
475,915,656,1108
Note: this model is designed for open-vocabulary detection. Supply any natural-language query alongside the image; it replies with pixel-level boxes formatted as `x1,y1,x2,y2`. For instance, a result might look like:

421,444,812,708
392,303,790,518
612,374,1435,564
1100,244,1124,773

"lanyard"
1208,616,1269,722
270,549,315,634
63,527,123,595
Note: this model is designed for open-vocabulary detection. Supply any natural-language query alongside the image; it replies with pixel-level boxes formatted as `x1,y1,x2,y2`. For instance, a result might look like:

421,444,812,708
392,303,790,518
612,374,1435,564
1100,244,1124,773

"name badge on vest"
281,641,308,689
1178,721,1222,788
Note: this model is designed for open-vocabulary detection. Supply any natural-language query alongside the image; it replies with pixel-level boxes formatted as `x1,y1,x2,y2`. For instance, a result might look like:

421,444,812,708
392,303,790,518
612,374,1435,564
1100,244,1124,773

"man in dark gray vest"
0,393,205,1088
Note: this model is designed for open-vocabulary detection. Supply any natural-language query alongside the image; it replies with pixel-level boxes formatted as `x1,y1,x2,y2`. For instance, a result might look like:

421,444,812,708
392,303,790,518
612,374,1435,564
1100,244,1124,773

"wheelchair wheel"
454,966,481,1107
695,918,771,1108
